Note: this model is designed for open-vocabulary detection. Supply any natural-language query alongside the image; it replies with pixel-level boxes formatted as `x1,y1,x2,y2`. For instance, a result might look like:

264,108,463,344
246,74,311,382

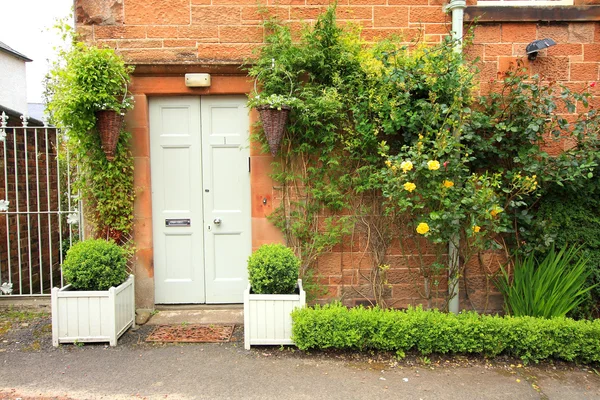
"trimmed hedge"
62,239,128,291
248,244,300,294
291,303,600,364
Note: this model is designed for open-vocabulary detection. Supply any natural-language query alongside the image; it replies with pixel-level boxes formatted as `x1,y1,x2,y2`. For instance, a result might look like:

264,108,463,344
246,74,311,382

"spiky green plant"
497,245,597,318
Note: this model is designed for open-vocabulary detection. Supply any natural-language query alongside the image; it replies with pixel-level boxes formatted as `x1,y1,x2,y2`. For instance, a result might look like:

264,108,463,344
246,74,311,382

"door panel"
162,147,192,211
164,234,193,280
202,96,251,303
149,97,205,304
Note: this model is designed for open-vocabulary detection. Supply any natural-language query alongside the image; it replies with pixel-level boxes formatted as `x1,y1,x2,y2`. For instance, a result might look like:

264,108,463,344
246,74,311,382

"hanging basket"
95,110,124,161
256,105,291,157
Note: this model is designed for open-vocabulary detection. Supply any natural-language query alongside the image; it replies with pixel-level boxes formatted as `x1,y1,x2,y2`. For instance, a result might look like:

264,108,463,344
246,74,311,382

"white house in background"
0,41,32,115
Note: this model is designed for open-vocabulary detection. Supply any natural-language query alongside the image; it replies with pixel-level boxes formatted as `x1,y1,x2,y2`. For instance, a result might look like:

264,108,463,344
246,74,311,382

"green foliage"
291,303,600,364
249,8,362,297
250,5,600,309
380,138,512,247
46,25,135,242
247,93,301,110
62,239,129,291
46,40,134,138
248,244,300,294
497,245,596,319
74,130,135,242
464,67,600,240
465,69,600,317
525,184,600,317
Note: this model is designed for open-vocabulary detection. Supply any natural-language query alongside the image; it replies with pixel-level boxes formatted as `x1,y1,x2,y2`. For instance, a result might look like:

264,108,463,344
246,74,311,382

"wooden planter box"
51,275,135,347
243,279,306,349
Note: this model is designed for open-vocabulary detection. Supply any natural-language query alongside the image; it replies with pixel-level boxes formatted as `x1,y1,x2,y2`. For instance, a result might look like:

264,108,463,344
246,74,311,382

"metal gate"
0,112,81,296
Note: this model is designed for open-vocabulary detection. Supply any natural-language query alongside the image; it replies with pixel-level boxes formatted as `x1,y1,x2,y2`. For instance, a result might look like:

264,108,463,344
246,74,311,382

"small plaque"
165,219,191,227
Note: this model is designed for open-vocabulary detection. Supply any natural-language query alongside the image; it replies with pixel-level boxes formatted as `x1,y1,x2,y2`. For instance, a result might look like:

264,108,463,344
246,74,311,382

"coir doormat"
146,324,235,343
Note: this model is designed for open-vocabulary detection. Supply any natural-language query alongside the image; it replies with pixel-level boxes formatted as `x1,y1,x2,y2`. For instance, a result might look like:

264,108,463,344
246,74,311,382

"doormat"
146,324,235,343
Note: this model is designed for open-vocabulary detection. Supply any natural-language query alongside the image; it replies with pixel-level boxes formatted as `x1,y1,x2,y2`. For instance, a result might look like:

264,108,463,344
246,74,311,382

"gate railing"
0,112,81,296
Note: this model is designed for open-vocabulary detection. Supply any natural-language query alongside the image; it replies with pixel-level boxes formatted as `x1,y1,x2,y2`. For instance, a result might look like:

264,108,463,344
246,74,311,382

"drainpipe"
445,0,467,52
445,0,466,315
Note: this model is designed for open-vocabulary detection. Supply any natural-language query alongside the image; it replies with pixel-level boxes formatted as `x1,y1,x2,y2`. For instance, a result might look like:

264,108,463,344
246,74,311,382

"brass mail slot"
165,219,191,227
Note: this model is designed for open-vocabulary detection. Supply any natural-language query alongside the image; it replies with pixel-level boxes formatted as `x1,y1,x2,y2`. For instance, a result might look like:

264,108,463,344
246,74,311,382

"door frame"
127,69,284,309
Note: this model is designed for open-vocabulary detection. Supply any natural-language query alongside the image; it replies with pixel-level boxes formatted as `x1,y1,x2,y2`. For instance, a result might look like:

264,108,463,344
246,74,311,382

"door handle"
213,218,222,225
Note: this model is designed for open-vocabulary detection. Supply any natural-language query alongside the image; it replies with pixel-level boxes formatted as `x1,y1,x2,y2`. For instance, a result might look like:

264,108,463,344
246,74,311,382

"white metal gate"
0,112,81,296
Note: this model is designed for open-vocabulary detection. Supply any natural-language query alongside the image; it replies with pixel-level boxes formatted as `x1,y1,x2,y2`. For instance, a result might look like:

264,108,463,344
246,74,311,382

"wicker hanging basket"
256,105,291,157
95,110,124,161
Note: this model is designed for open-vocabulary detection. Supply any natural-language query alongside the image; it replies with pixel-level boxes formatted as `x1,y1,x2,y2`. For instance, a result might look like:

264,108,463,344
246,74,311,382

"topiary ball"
248,244,300,294
62,239,129,291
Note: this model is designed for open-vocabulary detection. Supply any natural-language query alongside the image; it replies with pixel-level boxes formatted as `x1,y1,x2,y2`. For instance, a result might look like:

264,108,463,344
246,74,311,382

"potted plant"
244,243,306,349
52,239,135,346
46,39,134,161
247,93,300,156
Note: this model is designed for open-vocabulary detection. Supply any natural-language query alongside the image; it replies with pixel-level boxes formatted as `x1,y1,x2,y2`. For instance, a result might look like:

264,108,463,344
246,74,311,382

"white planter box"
51,275,135,347
244,279,306,349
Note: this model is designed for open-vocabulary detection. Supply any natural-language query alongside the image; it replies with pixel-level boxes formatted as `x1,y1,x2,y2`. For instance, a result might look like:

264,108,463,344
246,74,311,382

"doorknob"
213,218,222,225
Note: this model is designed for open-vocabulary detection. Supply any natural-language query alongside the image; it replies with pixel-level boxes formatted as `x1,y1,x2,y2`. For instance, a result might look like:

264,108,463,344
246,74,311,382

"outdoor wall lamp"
526,38,557,61
185,73,211,87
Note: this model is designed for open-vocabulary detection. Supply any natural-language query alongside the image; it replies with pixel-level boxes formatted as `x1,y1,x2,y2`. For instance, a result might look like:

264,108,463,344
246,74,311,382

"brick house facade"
75,0,600,310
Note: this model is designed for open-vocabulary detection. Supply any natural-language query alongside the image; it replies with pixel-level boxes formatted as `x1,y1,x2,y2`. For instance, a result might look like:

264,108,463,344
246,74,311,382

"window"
477,0,573,6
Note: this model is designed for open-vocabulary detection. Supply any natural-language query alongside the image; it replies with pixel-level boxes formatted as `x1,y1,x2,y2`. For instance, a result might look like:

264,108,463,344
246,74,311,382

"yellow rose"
427,160,440,171
490,207,502,217
400,160,413,172
403,182,416,192
472,225,481,233
442,180,454,188
385,160,392,167
416,222,429,235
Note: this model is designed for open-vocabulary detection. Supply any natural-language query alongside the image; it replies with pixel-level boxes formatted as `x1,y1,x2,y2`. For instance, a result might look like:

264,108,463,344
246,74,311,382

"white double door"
149,96,251,304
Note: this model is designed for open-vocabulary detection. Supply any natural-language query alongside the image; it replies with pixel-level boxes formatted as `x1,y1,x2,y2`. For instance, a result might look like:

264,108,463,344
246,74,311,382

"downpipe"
444,0,466,314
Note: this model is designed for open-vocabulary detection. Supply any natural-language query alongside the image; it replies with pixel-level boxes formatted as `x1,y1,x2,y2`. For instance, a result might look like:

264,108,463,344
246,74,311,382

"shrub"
248,244,300,294
497,245,596,319
524,184,600,318
291,303,600,364
62,239,129,291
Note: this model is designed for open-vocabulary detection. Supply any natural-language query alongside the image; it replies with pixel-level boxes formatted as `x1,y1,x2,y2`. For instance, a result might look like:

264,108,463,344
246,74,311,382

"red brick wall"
469,22,600,102
76,0,600,311
76,0,460,62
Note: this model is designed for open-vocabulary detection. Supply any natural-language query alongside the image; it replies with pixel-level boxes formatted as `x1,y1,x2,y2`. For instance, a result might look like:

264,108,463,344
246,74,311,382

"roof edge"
0,42,33,62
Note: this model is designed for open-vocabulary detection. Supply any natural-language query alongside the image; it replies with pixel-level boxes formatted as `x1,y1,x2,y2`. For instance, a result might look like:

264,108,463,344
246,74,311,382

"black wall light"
526,38,557,61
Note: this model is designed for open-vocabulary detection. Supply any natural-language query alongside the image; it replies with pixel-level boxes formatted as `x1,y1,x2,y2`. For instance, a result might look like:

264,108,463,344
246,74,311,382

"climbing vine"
45,23,135,244
249,6,600,309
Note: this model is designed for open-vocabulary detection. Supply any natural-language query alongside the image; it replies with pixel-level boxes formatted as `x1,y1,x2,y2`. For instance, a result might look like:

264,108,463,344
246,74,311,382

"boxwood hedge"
291,303,600,364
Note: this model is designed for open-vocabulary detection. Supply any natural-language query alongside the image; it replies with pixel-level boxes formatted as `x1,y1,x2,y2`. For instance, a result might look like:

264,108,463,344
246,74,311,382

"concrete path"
1,309,599,400
2,338,600,399
146,306,243,326
3,342,598,400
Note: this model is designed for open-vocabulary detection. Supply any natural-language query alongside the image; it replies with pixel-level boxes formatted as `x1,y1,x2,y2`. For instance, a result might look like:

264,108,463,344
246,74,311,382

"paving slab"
146,307,244,325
